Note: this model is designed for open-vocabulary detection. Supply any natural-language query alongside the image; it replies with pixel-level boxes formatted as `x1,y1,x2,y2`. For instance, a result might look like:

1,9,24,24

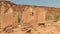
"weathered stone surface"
1,1,60,33
0,1,19,32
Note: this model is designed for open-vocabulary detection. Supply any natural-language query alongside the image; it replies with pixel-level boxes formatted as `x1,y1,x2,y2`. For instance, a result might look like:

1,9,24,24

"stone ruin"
0,0,60,33
0,1,20,32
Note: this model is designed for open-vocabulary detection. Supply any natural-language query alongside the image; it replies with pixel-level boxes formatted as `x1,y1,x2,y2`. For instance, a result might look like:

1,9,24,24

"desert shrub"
54,15,60,22
18,15,21,24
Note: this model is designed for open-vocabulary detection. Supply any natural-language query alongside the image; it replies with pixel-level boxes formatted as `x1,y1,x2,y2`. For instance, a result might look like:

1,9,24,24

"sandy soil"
0,25,23,34
0,21,60,34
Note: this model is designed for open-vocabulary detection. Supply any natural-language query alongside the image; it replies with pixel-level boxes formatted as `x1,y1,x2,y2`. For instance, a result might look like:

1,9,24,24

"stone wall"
1,1,60,33
0,1,19,30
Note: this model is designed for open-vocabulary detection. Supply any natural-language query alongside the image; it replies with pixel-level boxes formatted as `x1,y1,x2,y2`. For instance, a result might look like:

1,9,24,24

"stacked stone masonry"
0,1,60,34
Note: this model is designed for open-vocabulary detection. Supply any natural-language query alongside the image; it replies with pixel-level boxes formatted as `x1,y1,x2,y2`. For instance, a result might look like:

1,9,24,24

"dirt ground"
0,25,23,34
0,21,60,34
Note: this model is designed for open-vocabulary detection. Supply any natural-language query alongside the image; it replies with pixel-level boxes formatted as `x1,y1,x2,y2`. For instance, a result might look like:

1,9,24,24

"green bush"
18,15,20,23
54,15,60,22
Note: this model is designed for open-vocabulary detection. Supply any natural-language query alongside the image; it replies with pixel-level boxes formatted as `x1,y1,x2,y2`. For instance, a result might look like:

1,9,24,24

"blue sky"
10,0,60,8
